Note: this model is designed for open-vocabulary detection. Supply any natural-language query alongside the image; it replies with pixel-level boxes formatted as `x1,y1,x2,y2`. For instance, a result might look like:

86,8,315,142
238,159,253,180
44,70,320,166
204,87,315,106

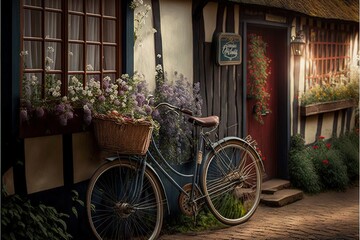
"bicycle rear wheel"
87,159,164,240
202,139,262,225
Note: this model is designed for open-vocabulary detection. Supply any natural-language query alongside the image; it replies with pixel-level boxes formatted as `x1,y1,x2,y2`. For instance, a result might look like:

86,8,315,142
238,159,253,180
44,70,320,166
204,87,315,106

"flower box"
92,114,153,155
300,99,357,116
19,108,88,138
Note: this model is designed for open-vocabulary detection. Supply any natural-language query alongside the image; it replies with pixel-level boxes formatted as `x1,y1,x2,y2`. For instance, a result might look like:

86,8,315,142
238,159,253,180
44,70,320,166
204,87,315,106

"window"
306,26,351,87
20,0,121,100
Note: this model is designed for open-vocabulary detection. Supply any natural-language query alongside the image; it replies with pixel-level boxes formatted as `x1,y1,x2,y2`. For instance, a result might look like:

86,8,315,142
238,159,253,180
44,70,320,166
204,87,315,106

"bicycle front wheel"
202,139,262,225
87,159,164,240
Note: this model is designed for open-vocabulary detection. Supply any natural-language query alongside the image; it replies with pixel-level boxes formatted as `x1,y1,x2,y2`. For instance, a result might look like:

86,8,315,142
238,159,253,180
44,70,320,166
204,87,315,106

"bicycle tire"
202,139,262,225
87,159,164,240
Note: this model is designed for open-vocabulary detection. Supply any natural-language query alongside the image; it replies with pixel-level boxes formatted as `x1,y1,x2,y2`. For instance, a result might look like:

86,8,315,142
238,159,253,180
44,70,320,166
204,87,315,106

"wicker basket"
93,114,153,155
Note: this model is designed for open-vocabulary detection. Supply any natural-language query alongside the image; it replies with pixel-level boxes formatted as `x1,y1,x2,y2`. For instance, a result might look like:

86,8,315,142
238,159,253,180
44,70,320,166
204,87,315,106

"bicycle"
86,102,265,240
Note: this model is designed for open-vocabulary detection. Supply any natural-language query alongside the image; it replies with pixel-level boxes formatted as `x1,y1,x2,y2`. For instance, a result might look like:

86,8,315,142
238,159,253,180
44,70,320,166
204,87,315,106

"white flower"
155,64,162,71
57,80,61,85
45,66,51,72
47,46,55,53
86,64,94,71
62,96,68,101
83,105,90,110
45,56,54,64
90,99,95,104
20,50,28,56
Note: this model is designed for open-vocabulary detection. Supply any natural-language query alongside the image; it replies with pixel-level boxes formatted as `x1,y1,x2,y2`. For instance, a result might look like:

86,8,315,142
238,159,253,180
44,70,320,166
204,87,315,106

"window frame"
20,0,122,99
306,24,351,87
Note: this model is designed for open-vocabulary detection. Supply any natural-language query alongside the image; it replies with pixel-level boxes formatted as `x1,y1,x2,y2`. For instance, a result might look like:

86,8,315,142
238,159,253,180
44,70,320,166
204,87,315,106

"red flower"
318,136,325,140
313,145,319,150
322,159,329,165
326,143,331,149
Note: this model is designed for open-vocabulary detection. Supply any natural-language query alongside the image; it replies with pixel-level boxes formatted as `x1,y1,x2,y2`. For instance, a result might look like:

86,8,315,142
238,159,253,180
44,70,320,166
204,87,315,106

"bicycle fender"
105,155,170,214
208,137,266,174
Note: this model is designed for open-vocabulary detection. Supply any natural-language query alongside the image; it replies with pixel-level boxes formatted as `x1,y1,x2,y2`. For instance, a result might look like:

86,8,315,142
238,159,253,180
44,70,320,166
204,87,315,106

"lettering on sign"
217,33,242,65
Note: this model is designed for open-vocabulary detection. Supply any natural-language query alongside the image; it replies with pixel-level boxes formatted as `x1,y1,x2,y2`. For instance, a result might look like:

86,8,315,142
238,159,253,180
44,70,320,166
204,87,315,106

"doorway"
246,24,288,180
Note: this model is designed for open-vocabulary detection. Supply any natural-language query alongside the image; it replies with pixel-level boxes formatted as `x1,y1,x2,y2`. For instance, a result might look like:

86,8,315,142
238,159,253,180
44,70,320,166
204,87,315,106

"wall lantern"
290,31,306,56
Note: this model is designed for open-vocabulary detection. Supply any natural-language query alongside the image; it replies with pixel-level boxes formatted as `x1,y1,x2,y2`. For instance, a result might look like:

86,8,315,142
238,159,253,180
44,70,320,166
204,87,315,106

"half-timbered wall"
291,17,359,144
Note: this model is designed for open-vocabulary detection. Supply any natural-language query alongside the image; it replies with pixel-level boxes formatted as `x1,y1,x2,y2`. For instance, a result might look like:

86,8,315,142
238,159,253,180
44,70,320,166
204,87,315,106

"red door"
246,25,287,180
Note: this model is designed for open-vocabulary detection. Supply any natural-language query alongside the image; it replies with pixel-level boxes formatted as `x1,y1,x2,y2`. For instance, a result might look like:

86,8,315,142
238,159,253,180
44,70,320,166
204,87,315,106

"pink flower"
326,143,331,149
318,136,325,140
313,145,319,150
322,159,329,165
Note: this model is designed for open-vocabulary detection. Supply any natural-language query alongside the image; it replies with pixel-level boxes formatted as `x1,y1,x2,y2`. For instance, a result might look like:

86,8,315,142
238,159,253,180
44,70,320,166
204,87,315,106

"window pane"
68,44,84,71
87,74,100,83
45,12,62,39
24,9,42,37
87,17,100,41
103,20,116,43
22,73,42,100
69,0,83,12
87,0,100,14
45,42,62,71
104,0,116,16
45,74,62,98
23,41,42,69
24,0,41,6
69,15,84,40
104,46,115,70
86,45,100,71
45,0,62,9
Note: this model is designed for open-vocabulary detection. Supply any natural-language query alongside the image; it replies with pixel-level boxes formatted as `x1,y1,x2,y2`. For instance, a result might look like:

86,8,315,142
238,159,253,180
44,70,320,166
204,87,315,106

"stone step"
261,189,304,207
261,178,291,194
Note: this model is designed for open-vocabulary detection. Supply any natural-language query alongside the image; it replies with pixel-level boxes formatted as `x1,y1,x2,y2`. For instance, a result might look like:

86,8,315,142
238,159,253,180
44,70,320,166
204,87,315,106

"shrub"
310,137,349,191
1,187,72,240
333,131,359,181
289,135,321,193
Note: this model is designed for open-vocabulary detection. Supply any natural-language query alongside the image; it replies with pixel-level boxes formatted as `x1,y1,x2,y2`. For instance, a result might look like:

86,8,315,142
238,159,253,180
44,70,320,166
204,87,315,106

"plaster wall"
134,0,194,90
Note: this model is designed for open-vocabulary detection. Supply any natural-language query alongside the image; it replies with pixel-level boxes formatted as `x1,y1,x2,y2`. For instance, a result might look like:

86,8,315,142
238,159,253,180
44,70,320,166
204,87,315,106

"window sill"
300,99,357,116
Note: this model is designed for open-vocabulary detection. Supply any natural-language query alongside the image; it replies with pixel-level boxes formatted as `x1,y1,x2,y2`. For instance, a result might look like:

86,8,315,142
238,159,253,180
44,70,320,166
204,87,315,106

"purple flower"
84,115,92,125
144,105,152,115
20,109,28,122
56,103,65,113
98,95,105,102
35,107,45,118
113,99,120,106
59,114,68,126
66,111,74,119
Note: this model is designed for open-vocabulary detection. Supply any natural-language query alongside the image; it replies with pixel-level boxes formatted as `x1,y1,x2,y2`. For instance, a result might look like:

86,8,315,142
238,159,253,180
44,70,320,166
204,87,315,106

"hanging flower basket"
93,113,153,155
300,99,357,116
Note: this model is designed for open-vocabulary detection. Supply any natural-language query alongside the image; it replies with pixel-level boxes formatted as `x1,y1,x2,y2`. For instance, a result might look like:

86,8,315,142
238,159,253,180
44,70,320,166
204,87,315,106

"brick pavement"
159,185,359,240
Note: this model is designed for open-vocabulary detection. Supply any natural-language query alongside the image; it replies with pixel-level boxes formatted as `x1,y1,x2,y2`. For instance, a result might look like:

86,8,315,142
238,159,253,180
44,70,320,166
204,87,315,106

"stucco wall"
134,0,193,90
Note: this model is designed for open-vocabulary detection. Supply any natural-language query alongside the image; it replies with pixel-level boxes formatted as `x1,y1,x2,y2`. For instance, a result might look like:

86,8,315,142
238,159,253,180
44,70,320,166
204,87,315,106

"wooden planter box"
300,99,357,116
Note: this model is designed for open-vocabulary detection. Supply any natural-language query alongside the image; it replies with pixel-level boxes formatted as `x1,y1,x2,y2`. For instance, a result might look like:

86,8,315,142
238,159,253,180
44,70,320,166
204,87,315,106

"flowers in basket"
20,71,154,127
68,73,154,125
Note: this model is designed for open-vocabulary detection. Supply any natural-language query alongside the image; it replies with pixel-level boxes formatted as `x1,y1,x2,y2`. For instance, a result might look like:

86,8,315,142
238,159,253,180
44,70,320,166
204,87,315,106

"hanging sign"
217,33,242,66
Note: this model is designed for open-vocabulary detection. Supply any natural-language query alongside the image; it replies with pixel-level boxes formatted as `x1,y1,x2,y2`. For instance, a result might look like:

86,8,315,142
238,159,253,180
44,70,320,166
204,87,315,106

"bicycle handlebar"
154,102,193,116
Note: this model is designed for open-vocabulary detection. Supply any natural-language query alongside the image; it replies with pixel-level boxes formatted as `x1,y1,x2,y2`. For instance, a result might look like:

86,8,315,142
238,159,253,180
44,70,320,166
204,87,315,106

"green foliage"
332,131,359,181
288,148,322,194
247,34,272,124
309,136,349,191
164,209,222,234
289,135,321,193
1,187,72,240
